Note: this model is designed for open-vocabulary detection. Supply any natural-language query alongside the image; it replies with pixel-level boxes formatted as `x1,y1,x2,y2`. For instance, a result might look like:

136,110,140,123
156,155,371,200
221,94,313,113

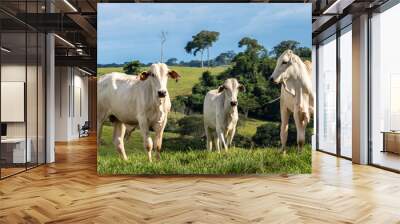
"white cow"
270,50,313,153
203,78,245,153
97,63,181,162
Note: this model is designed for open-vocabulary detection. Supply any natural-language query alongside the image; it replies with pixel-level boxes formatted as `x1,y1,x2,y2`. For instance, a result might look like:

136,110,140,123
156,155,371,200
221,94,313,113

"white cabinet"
1,138,32,163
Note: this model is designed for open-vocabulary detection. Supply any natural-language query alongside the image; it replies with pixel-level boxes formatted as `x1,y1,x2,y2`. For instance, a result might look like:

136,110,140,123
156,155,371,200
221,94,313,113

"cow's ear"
218,85,225,93
168,70,181,82
238,84,245,92
139,71,151,81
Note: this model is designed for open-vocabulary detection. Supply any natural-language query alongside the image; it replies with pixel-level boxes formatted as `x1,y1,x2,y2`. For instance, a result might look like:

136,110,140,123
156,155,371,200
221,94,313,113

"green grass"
97,66,226,99
97,65,311,175
166,66,226,98
98,125,311,175
237,118,267,138
97,66,124,75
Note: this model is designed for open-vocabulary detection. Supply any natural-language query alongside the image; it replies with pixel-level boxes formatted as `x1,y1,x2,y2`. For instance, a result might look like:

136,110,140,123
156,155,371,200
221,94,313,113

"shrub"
232,134,253,148
171,96,189,114
177,114,204,137
162,136,206,152
164,115,180,133
123,60,142,75
252,122,281,147
252,121,313,147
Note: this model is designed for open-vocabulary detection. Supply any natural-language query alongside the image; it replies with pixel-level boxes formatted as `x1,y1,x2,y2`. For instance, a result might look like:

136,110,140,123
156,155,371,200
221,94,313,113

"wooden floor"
1,167,26,178
373,150,400,171
1,136,400,223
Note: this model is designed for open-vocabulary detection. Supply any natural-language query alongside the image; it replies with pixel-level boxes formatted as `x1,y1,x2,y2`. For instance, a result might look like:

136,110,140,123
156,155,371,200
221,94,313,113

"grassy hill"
97,66,124,75
97,66,226,99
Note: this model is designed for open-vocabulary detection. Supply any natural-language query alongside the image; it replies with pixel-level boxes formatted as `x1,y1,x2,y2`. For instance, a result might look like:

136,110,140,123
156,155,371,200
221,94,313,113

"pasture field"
97,65,312,175
97,66,226,99
97,124,312,175
97,66,124,75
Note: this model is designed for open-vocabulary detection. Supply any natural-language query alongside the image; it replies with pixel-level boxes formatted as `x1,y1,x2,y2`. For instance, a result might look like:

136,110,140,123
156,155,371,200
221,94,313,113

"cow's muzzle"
230,101,238,107
269,76,277,84
158,90,167,98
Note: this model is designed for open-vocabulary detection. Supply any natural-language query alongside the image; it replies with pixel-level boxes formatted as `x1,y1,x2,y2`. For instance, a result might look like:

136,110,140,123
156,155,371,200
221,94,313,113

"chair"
79,121,90,138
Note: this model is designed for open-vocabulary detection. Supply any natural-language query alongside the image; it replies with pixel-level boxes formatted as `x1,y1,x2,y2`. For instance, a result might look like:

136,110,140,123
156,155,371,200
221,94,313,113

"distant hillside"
97,66,227,99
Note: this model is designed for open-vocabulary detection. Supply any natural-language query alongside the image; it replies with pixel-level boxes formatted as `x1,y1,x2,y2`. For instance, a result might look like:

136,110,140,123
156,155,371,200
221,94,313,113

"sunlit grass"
96,65,311,175
98,126,311,175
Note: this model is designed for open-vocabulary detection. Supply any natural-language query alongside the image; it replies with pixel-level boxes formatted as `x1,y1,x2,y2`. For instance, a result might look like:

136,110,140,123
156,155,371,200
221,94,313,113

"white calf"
203,78,244,152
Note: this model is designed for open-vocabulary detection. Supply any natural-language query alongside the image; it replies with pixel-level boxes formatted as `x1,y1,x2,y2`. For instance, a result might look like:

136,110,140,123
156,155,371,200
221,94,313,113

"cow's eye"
282,61,288,65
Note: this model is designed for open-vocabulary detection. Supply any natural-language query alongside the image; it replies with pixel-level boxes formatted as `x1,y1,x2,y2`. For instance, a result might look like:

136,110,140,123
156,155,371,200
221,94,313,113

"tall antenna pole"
160,31,167,63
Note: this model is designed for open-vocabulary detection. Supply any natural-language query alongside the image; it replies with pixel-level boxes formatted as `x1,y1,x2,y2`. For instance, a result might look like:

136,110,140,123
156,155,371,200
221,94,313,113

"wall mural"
97,3,313,175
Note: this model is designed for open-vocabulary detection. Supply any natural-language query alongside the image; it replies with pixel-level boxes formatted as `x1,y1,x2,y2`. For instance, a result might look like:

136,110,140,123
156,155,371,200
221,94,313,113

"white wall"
54,67,89,141
1,62,47,164
55,66,69,141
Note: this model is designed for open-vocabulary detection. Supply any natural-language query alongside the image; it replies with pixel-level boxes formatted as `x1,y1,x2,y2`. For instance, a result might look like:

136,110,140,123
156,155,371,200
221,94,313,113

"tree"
272,40,300,58
166,58,178,66
238,37,264,53
185,30,220,68
215,50,236,66
233,37,266,79
200,71,217,86
123,60,142,75
238,94,259,118
203,31,219,67
295,47,312,60
183,39,310,122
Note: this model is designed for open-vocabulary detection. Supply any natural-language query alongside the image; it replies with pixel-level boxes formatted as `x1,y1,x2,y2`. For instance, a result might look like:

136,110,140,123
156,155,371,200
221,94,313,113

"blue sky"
98,3,311,64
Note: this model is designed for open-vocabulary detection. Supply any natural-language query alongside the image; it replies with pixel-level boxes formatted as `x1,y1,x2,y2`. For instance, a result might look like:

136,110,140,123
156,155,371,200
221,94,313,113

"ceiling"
0,0,97,73
312,0,390,42
98,0,310,2
1,0,393,72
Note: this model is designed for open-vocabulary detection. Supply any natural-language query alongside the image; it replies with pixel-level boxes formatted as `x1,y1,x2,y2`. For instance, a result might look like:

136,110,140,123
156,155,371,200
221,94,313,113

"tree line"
172,36,311,122
98,29,311,71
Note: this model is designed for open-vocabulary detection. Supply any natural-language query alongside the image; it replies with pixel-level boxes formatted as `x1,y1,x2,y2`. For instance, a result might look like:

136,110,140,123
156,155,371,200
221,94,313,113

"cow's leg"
205,126,213,151
124,125,135,143
217,128,228,152
213,132,220,153
154,118,167,160
138,116,153,162
97,110,107,145
97,121,104,145
227,127,236,148
112,121,128,160
280,107,289,154
293,109,305,152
